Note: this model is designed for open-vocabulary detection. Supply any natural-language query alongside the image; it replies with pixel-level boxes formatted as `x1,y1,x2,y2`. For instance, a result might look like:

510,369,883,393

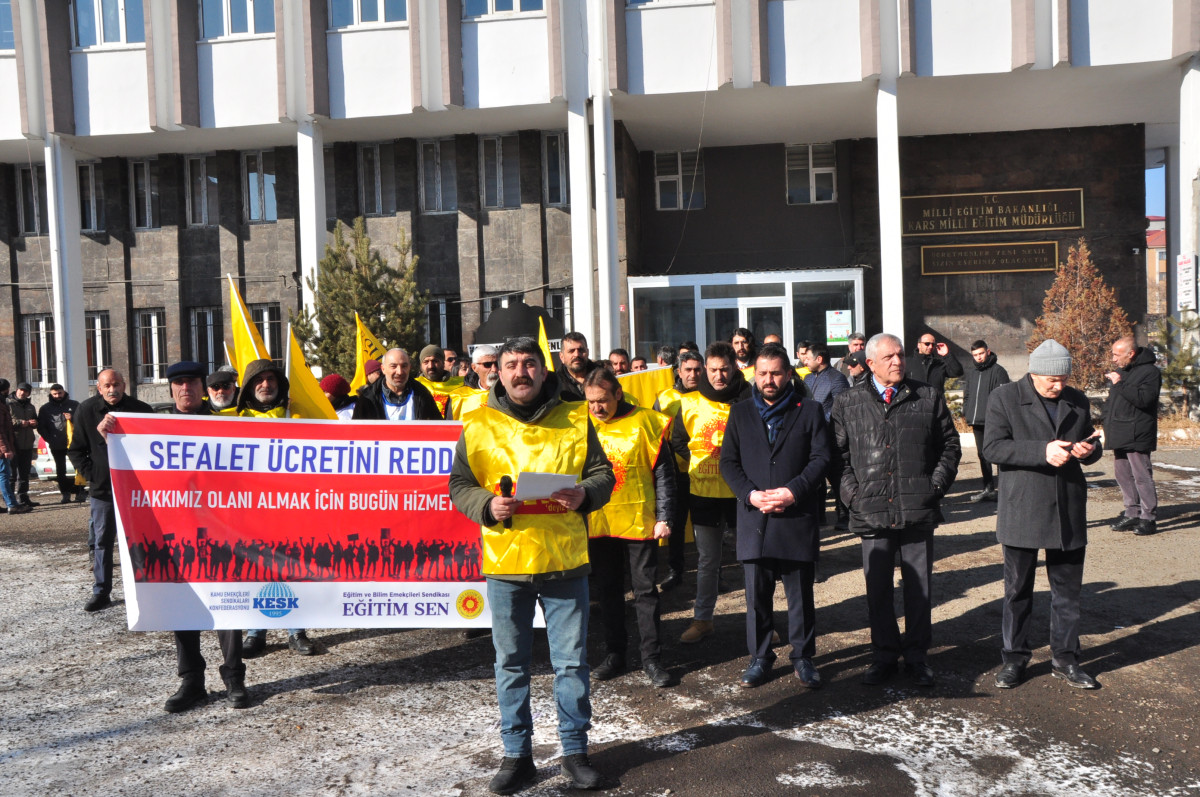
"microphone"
499,475,514,529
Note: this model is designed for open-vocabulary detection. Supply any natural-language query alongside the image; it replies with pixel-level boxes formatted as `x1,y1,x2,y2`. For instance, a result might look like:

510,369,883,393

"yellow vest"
588,407,671,541
236,406,287,419
655,387,682,419
678,392,734,498
462,401,591,576
447,386,488,420
741,365,755,380
416,374,464,417
795,366,811,379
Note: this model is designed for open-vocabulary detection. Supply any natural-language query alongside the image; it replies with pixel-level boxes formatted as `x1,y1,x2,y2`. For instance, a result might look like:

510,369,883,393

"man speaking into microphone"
449,336,615,794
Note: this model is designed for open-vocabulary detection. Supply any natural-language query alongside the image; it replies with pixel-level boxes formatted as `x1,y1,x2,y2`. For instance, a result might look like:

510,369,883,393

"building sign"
825,310,852,344
902,189,1084,237
921,242,1059,276
1178,253,1197,312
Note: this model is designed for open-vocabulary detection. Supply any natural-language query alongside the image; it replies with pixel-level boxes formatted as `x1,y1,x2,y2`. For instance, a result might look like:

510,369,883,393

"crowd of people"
18,319,1165,794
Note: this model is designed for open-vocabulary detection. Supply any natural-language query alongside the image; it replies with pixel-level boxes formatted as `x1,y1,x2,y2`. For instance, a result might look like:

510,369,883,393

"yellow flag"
538,316,555,372
285,324,338,420
223,341,237,373
350,312,387,393
617,366,675,409
227,274,271,382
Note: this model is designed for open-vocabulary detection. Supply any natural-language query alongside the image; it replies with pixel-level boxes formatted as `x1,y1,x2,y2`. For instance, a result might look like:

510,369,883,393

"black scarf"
752,382,795,444
698,368,748,404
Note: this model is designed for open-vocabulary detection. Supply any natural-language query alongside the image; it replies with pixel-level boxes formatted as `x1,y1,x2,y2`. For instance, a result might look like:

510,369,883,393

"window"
479,134,519,209
200,0,275,38
419,139,457,214
249,302,283,362
426,297,461,348
547,289,572,329
16,165,48,236
329,0,407,27
358,143,396,216
542,131,568,207
189,307,224,374
135,309,168,383
78,162,105,233
23,315,57,387
786,143,836,205
481,294,509,324
1,0,14,50
324,147,337,220
84,311,111,383
129,159,160,230
655,151,704,211
463,0,543,17
71,0,145,47
185,155,219,227
242,150,277,222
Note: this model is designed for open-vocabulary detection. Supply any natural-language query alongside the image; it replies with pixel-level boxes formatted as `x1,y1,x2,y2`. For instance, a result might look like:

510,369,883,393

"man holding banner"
161,361,250,712
353,349,442,421
416,344,464,417
449,337,615,794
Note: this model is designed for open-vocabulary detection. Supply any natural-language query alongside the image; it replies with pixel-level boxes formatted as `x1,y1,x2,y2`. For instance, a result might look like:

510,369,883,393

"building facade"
0,0,1197,400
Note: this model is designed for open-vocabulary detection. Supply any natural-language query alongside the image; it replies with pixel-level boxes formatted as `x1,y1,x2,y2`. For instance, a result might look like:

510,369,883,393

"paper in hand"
514,472,578,501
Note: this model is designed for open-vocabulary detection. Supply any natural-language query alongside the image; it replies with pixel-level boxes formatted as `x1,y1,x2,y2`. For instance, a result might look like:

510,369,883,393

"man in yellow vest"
654,349,703,591
449,337,615,794
416,343,464,417
584,368,676,689
446,345,499,420
671,341,752,644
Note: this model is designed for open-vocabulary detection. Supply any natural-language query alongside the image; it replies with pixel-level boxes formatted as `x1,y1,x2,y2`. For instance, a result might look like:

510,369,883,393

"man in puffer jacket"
1103,337,1162,536
961,340,1010,503
831,333,960,688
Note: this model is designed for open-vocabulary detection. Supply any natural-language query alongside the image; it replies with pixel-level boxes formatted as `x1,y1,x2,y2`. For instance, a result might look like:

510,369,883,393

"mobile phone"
1081,433,1101,446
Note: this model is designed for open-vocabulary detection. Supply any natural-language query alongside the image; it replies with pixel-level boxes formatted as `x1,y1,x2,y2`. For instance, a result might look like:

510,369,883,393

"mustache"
509,377,534,387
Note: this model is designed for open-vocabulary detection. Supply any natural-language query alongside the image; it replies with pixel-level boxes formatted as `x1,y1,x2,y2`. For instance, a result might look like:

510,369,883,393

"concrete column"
590,0,619,354
564,0,595,344
296,119,326,324
1178,55,1199,274
43,134,87,397
876,0,905,337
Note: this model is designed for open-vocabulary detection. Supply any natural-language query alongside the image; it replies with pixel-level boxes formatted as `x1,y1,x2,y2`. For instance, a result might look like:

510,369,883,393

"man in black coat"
905,332,963,394
37,383,81,502
962,340,1011,503
721,344,830,689
352,348,443,421
8,381,39,507
68,368,154,612
832,333,960,687
1104,336,1162,536
558,332,602,402
983,339,1103,690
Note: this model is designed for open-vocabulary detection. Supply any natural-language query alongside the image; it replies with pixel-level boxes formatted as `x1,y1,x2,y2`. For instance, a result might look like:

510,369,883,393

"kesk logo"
456,589,485,620
254,582,299,618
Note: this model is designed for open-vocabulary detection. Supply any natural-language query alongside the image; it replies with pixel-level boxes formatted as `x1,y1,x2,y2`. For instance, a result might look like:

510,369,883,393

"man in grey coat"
983,340,1102,690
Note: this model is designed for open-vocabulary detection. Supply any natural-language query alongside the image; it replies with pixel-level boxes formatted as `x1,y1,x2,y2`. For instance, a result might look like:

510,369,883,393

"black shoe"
794,658,822,689
740,656,774,688
835,510,849,530
983,488,998,502
488,756,536,795
8,504,31,514
74,491,88,503
242,633,266,658
659,572,682,592
21,499,39,507
164,677,207,713
1133,519,1158,536
995,662,1025,689
288,631,316,655
592,653,626,682
643,659,673,688
1110,515,1139,531
223,675,250,709
906,662,935,687
1052,663,1098,689
83,594,112,612
0,506,7,514
60,495,73,505
560,753,603,790
969,489,990,504
861,661,898,685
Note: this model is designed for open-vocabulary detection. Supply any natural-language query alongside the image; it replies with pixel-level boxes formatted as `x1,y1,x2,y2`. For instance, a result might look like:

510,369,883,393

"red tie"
883,387,895,404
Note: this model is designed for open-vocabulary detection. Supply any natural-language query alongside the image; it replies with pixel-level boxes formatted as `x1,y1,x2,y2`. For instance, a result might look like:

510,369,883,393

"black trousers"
666,474,689,577
861,525,933,665
10,448,32,502
743,558,815,661
589,536,661,663
972,426,994,488
175,629,245,681
51,448,75,497
1002,544,1085,668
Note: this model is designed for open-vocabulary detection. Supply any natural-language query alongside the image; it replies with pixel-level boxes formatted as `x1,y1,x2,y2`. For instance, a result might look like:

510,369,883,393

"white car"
34,434,75,481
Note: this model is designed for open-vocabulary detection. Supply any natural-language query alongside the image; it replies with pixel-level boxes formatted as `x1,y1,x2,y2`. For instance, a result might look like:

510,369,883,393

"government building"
1,0,1197,399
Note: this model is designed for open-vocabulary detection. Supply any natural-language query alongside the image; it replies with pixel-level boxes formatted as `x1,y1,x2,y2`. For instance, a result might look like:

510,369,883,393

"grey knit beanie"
1029,339,1072,375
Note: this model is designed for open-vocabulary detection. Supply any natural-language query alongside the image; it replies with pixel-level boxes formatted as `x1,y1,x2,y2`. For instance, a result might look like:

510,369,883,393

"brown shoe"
679,620,714,644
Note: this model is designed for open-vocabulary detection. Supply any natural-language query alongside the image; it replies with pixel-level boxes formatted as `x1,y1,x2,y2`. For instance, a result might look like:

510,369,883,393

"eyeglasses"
209,382,235,391
478,361,499,369
918,340,935,347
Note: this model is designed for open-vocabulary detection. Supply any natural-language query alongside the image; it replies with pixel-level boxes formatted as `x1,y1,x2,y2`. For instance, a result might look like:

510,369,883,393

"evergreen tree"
291,218,429,378
1028,237,1131,389
1152,312,1200,414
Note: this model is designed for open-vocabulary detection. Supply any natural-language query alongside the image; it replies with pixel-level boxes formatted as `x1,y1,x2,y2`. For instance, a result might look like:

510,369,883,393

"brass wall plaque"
902,189,1084,236
921,242,1059,276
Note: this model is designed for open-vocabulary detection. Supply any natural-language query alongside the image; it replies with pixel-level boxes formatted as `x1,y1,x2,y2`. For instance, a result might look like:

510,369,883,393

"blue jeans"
0,457,17,508
487,575,591,758
90,498,118,597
